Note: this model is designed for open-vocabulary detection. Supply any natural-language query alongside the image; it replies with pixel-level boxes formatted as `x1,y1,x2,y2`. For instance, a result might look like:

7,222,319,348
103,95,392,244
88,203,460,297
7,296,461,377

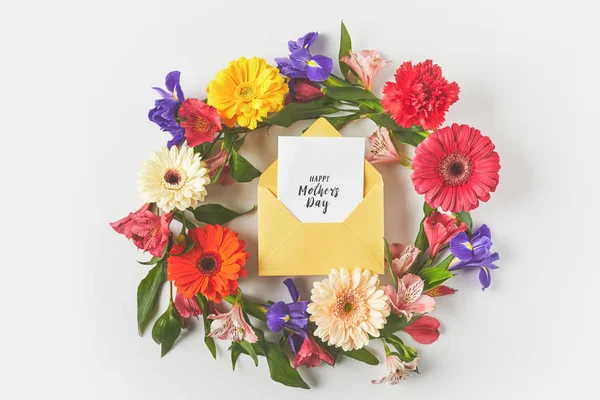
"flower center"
162,168,187,190
194,117,210,133
332,290,367,328
237,83,258,101
197,252,222,276
437,152,473,186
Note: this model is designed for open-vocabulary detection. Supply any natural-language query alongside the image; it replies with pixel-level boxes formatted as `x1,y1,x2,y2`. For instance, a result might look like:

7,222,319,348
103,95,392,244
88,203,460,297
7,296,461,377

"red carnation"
412,123,500,212
177,98,222,146
382,60,459,130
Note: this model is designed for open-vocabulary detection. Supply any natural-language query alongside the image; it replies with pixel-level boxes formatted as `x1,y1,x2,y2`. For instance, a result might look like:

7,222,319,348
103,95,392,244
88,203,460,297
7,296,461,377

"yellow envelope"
258,118,384,276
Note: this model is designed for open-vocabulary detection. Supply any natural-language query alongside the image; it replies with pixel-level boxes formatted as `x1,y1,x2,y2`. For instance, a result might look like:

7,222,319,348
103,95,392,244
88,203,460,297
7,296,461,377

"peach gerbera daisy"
167,225,248,303
308,268,390,351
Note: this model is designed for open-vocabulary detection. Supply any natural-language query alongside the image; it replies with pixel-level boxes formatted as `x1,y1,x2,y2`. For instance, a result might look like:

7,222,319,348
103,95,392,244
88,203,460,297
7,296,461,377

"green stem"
202,131,224,158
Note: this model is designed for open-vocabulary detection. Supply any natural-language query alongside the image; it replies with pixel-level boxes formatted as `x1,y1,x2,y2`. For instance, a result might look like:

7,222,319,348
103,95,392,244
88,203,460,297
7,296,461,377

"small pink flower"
402,315,440,344
110,204,174,257
341,49,391,91
208,302,258,343
205,149,233,185
293,334,335,369
424,211,467,258
385,274,435,320
174,293,202,319
366,127,401,164
372,355,419,385
388,243,420,277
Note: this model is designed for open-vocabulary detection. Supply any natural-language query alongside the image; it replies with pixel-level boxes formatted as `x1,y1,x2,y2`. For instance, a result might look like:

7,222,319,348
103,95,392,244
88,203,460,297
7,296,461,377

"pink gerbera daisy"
411,123,500,212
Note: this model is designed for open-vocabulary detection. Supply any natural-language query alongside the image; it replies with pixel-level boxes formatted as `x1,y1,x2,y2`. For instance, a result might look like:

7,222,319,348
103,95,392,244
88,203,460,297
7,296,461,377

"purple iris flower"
148,71,186,148
275,32,333,82
287,32,318,51
266,278,309,335
449,224,499,291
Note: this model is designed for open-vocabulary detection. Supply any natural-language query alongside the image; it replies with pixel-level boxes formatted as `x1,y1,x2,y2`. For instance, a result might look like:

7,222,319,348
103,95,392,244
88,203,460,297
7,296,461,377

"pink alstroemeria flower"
372,355,419,385
388,243,421,277
205,149,233,185
110,204,174,257
341,49,391,91
402,315,440,344
366,127,401,164
208,302,258,343
293,334,335,369
424,211,467,258
385,274,435,320
174,293,202,319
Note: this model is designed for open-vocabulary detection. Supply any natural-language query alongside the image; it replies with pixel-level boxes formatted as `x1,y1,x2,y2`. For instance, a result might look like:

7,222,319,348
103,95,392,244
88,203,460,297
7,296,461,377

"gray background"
1,0,595,398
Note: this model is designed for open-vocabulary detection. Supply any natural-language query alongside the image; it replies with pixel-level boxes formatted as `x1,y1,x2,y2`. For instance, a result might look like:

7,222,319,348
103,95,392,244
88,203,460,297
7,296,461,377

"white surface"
0,0,597,399
278,137,364,222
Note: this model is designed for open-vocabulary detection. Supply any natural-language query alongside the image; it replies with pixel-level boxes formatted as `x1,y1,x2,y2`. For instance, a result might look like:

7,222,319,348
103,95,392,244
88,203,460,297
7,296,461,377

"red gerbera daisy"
167,224,248,303
412,123,500,212
382,60,459,130
177,98,222,146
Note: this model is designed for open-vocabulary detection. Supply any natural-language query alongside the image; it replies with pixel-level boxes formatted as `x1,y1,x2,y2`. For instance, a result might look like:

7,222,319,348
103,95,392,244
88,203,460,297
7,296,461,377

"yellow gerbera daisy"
207,57,288,130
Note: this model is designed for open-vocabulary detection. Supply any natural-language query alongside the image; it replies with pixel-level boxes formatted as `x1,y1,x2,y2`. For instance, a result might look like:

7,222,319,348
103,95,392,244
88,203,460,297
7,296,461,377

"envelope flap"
258,186,301,260
259,159,278,196
301,117,343,138
344,179,384,260
260,222,383,276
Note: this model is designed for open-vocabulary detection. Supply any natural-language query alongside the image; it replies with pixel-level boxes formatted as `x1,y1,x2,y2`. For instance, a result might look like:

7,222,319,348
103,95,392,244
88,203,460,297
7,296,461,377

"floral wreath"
111,22,501,389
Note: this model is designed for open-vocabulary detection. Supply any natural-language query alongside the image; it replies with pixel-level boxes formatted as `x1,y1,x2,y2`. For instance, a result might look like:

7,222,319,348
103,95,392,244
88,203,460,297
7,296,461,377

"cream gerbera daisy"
137,146,210,213
308,268,390,351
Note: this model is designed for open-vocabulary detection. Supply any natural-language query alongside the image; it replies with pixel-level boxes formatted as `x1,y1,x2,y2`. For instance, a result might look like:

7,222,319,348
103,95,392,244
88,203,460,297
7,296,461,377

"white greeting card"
277,136,365,223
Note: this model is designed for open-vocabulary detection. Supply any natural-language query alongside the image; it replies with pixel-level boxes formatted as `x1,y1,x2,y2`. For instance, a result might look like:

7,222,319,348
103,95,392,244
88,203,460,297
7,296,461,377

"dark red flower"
177,98,222,146
382,60,459,130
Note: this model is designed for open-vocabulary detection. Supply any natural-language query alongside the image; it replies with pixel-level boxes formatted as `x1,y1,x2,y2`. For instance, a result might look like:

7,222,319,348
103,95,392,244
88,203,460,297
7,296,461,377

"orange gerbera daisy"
167,224,248,303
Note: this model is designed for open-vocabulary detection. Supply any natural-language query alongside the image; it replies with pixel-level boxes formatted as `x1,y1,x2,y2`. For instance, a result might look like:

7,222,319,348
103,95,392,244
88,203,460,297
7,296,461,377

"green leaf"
323,86,379,101
340,348,379,365
137,256,161,266
266,99,339,128
223,131,239,151
263,340,310,389
239,340,259,367
368,113,427,147
433,254,455,270
137,263,166,335
231,343,242,370
223,296,268,322
323,112,360,130
378,314,421,337
454,211,473,235
385,335,418,362
196,294,217,359
233,135,247,151
338,21,352,78
229,150,261,182
414,202,435,252
414,221,428,252
194,141,214,157
192,203,255,225
384,238,397,288
151,302,182,357
173,212,196,230
419,267,454,291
